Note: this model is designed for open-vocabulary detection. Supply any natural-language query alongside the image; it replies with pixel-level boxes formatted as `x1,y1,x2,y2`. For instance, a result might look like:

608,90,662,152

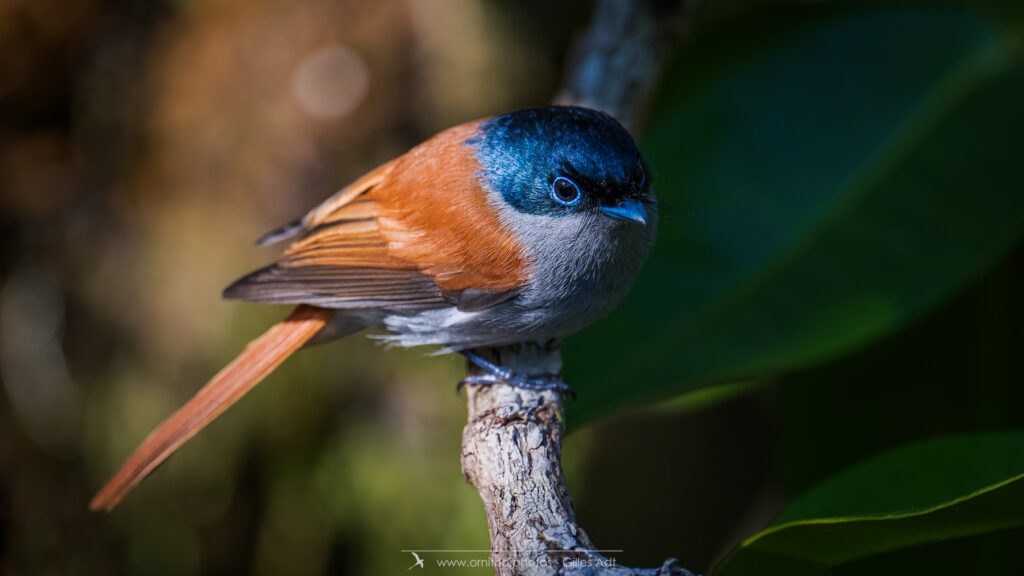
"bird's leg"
457,350,574,398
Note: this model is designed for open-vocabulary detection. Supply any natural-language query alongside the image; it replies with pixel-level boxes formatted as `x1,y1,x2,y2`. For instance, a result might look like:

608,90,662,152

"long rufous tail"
90,305,333,512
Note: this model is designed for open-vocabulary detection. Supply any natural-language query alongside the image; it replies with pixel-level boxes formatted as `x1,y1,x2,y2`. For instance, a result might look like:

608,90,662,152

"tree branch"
555,0,697,130
460,1,699,574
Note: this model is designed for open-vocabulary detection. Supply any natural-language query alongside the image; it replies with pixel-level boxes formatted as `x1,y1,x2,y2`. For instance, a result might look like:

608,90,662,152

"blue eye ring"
551,176,581,206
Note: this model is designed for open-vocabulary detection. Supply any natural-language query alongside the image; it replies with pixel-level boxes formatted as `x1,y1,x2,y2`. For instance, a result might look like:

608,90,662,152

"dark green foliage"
562,4,1024,573
717,433,1024,574
567,4,1024,423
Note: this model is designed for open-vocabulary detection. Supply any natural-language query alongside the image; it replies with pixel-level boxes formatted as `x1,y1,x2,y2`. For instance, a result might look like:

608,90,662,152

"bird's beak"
599,198,648,225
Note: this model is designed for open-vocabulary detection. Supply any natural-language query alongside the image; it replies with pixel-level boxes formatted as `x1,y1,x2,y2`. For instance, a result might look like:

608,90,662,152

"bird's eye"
551,177,581,205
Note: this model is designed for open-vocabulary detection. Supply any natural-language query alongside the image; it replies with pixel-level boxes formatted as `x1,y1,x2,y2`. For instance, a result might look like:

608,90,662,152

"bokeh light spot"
293,45,369,121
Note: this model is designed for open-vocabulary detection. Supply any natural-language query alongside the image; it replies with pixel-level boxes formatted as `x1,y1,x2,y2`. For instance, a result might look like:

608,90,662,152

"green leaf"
565,4,1024,425
644,379,764,417
715,432,1024,575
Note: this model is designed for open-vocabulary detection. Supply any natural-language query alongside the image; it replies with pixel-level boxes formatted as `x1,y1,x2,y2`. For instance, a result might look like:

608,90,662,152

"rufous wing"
225,120,528,311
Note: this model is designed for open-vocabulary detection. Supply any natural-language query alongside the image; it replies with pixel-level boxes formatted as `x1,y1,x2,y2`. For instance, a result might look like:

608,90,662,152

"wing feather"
224,265,447,311
226,121,526,312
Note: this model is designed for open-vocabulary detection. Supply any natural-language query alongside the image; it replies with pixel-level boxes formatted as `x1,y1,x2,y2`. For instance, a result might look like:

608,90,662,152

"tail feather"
90,305,333,512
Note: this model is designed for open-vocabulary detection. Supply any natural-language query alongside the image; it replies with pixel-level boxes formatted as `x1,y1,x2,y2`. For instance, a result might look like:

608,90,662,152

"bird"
89,105,657,511
408,551,425,570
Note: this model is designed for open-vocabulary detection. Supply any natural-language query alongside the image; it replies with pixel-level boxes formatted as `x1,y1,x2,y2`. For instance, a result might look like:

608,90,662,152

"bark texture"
460,1,699,574
555,0,697,131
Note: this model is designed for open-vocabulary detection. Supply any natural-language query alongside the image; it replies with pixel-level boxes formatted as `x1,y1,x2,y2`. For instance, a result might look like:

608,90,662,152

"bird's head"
469,106,654,228
463,105,656,308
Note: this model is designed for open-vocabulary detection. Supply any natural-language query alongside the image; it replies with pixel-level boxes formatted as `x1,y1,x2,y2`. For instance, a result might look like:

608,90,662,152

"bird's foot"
457,373,574,396
457,351,575,399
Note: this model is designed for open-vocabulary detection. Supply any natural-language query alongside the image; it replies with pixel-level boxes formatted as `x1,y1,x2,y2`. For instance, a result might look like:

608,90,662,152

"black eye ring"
551,177,581,205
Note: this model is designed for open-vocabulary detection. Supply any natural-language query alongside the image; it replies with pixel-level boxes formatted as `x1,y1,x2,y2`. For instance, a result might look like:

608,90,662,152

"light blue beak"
599,198,648,225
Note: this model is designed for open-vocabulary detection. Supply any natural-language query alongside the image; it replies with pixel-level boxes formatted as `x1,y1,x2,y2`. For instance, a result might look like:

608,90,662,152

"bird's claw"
457,351,575,400
456,373,574,396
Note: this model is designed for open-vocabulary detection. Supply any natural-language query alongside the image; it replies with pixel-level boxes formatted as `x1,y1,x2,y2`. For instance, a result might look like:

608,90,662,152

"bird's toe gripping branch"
457,350,575,398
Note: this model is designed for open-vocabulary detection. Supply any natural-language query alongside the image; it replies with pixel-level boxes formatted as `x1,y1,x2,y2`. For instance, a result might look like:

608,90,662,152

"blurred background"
2,0,1024,574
